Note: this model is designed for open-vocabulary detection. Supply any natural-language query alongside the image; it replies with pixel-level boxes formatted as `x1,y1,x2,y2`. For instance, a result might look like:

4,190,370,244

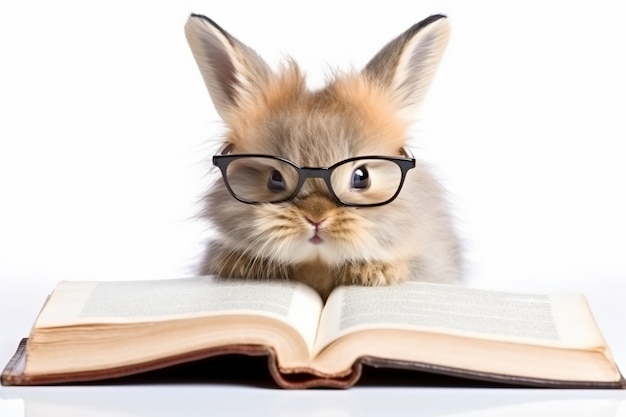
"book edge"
1,338,28,385
359,356,626,389
2,338,624,389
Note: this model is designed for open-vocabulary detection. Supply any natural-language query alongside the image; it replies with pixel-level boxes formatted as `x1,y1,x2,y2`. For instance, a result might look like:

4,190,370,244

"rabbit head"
186,14,462,298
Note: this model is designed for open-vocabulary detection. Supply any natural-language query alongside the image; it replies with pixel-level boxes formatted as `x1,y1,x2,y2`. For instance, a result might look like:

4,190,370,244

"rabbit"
185,13,462,299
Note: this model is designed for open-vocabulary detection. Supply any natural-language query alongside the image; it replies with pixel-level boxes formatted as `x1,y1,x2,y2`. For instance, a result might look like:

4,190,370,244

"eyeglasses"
213,146,416,207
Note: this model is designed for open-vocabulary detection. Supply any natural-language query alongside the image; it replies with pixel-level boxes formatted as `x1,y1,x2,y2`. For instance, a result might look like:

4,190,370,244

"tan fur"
329,76,408,151
186,14,462,299
228,63,306,146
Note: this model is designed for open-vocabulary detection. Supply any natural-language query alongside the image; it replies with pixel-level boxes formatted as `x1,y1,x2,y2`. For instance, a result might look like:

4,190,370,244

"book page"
314,282,607,354
35,277,323,352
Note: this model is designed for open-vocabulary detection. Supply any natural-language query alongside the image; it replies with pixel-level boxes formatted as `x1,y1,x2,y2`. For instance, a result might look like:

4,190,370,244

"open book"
2,277,624,388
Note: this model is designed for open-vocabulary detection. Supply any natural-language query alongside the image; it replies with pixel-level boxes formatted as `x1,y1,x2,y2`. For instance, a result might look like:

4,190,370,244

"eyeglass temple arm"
218,143,234,156
400,146,414,159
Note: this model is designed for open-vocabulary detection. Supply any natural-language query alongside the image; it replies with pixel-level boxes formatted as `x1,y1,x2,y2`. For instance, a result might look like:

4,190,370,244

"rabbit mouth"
306,217,326,245
309,234,324,245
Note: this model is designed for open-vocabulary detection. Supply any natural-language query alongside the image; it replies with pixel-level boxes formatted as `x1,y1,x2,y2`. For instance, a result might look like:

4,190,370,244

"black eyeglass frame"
212,145,416,207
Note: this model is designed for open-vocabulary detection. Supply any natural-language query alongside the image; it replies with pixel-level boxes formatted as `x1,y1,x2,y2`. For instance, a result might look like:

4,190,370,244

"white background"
2,0,625,293
1,2,626,414
2,2,626,304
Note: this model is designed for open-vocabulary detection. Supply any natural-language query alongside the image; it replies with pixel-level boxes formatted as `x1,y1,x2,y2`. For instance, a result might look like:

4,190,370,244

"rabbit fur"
185,14,462,299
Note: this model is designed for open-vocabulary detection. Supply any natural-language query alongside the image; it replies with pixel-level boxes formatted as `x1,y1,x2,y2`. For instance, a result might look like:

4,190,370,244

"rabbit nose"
306,218,325,227
305,216,326,246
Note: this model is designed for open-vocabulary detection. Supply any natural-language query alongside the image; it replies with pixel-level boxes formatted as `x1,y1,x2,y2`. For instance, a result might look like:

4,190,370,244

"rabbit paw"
338,260,409,286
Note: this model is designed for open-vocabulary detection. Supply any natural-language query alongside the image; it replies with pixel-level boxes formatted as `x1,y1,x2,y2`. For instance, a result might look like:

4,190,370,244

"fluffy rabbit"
185,14,462,298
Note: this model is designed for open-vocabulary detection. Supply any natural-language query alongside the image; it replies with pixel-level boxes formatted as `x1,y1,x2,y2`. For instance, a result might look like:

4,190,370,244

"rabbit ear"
364,15,450,122
185,14,271,121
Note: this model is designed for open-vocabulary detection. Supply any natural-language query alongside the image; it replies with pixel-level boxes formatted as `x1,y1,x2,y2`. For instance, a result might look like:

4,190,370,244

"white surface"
1,386,626,417
2,0,626,415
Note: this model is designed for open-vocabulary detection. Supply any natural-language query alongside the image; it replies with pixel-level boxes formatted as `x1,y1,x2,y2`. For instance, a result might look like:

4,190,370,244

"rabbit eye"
267,169,286,192
351,166,370,190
